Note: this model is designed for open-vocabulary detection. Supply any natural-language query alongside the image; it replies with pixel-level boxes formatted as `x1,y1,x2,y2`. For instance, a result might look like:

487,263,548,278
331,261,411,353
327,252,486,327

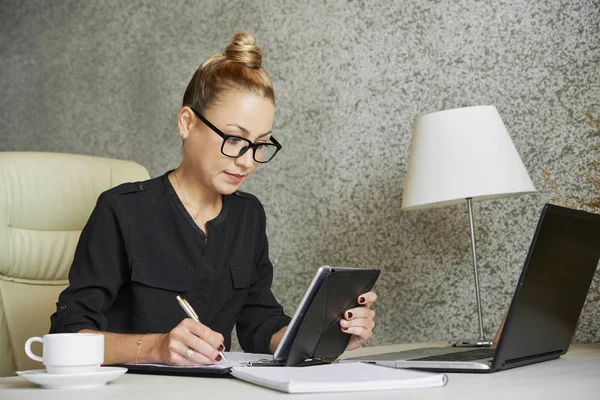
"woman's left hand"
341,291,377,351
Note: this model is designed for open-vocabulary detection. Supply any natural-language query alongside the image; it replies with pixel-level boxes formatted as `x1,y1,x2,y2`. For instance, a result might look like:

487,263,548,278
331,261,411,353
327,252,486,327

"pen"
176,295,228,362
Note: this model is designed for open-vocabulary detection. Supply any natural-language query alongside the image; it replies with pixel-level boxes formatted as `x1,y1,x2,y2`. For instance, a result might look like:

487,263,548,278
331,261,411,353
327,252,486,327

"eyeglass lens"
222,137,278,162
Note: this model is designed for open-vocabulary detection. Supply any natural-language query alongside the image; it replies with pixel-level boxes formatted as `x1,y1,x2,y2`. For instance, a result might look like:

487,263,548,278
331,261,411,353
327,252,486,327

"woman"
50,32,377,366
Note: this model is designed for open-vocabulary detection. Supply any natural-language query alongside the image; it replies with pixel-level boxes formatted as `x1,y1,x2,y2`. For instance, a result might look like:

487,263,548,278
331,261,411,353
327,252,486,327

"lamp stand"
451,198,492,347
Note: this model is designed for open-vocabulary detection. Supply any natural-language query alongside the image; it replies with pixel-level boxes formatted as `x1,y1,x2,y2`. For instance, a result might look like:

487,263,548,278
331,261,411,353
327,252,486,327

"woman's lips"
224,172,245,183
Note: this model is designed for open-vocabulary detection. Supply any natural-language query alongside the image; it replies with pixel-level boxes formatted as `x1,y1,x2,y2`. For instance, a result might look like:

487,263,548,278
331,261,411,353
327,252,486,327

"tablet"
273,266,380,366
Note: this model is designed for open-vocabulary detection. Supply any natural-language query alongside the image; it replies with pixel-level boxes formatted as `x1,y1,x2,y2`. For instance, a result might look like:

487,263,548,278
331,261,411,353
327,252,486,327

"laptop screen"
494,204,600,368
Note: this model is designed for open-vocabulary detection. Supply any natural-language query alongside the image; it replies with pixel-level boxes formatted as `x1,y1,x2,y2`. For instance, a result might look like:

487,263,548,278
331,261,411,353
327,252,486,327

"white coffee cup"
24,333,104,374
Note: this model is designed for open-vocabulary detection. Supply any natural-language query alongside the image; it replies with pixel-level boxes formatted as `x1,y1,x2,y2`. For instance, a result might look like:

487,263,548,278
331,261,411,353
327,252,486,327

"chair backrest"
0,152,150,376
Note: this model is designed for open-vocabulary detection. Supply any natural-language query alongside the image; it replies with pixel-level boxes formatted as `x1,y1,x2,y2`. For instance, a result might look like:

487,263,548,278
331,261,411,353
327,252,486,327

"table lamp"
401,105,537,346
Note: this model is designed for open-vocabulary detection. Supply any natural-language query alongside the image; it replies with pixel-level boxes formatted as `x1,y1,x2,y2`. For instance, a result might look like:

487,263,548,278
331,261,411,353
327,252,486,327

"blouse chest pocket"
131,257,193,292
230,263,253,289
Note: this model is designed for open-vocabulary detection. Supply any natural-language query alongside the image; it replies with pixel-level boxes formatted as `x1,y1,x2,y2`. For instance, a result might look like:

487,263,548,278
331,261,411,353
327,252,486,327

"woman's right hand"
157,318,225,365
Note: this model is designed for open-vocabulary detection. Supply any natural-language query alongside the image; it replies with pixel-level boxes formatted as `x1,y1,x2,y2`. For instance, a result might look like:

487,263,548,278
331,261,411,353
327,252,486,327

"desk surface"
2,342,599,399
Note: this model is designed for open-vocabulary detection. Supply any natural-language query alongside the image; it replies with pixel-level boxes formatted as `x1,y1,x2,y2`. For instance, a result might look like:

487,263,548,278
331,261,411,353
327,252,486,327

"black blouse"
50,171,291,354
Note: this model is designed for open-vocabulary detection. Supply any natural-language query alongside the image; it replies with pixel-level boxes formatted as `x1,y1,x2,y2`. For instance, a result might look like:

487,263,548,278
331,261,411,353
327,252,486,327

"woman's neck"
169,165,221,218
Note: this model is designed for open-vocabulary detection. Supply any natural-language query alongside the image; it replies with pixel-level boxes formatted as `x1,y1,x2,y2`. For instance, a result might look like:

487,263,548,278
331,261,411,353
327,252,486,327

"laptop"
343,203,600,373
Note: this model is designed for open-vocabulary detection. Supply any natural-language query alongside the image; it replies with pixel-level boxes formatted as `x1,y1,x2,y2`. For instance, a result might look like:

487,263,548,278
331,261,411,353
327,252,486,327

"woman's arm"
81,318,225,365
80,329,163,365
269,326,287,354
50,191,130,334
235,201,292,353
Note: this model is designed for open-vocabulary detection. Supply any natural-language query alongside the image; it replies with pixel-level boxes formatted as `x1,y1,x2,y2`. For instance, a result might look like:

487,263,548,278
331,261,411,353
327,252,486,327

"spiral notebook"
230,362,447,393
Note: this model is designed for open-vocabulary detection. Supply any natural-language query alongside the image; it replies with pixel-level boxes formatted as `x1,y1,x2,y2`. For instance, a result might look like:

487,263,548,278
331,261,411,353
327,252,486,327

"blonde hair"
182,32,274,111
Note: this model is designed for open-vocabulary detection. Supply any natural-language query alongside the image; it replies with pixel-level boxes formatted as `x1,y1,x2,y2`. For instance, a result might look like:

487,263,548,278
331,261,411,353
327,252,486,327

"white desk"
2,342,599,399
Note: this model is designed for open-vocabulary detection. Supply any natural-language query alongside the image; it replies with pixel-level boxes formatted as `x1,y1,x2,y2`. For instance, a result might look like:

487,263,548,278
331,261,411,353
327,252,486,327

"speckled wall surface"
1,0,599,347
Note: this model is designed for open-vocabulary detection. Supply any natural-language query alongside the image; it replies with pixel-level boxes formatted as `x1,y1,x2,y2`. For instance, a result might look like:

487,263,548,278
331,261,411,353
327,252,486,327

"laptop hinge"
503,349,563,366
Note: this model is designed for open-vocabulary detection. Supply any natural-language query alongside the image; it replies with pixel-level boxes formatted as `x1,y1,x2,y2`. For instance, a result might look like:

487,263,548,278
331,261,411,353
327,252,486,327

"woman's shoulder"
107,175,162,197
229,190,266,216
231,190,261,204
93,175,164,212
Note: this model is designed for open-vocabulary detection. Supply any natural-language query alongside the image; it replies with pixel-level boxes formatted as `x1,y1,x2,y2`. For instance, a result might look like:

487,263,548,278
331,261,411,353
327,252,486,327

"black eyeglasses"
188,107,282,164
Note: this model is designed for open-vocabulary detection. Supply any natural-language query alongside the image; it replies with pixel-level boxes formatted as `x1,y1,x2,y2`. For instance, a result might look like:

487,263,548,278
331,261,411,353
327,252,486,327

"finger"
340,317,375,330
186,333,223,362
175,350,215,366
358,291,377,307
166,338,215,366
344,307,375,321
341,326,372,343
174,320,223,362
182,319,225,351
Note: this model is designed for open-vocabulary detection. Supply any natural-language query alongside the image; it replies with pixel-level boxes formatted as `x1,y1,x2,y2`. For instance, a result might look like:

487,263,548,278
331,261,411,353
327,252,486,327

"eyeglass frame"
187,106,282,164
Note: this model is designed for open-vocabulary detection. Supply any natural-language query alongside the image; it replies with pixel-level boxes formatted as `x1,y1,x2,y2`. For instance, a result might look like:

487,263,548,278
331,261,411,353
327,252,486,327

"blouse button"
59,304,67,311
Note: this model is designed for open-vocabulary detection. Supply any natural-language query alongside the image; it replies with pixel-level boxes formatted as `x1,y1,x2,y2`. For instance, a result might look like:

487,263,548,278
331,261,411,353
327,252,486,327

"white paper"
231,362,448,393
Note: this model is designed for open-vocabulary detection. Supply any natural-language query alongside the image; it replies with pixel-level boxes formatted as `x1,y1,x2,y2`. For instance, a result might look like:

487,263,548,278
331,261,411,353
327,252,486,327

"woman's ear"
178,106,196,140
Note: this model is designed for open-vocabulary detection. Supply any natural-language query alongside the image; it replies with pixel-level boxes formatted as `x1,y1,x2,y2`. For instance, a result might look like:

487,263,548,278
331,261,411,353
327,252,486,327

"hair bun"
224,32,262,69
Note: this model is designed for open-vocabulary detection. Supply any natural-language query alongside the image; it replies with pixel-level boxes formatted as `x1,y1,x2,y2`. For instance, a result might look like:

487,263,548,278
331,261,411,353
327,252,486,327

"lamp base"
450,339,493,347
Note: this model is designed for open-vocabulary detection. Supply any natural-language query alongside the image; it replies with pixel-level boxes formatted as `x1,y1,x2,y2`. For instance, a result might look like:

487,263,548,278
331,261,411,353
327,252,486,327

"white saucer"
17,366,127,389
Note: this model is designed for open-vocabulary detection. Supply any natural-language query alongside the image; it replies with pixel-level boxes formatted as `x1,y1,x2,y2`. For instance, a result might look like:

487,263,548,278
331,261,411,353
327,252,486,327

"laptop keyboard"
412,348,496,362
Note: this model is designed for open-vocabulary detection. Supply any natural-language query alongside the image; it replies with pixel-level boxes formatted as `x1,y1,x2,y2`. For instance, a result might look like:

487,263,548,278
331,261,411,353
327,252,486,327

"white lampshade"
402,105,536,210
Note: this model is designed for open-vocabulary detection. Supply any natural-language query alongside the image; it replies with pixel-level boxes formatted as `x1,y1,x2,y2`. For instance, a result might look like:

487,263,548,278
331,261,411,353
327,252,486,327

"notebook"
230,362,447,393
343,203,600,373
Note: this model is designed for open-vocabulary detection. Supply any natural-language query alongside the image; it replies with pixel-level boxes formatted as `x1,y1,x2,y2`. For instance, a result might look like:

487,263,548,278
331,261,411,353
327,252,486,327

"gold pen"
176,295,228,362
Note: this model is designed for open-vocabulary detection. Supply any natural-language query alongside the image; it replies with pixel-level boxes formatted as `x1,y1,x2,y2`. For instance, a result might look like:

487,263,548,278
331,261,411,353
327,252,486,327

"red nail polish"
218,344,225,351
359,297,365,304
216,355,222,361
347,311,353,319
342,327,348,331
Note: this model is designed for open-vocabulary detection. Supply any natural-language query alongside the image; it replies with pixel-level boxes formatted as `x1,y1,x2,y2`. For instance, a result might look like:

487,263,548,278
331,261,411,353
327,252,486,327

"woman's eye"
227,137,242,145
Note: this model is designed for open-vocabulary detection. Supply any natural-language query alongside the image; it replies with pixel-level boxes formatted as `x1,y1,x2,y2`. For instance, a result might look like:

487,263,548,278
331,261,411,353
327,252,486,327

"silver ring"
184,348,194,361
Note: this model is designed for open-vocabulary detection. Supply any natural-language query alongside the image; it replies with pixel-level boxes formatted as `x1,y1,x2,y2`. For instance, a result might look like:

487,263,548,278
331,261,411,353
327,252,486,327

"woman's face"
181,90,275,195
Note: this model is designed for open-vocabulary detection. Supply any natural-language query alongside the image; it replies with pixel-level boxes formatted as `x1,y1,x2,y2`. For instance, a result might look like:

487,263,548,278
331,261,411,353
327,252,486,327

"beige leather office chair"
0,152,150,376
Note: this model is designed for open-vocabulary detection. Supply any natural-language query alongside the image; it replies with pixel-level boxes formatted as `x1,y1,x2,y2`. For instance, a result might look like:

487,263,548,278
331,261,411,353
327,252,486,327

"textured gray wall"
2,0,599,347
